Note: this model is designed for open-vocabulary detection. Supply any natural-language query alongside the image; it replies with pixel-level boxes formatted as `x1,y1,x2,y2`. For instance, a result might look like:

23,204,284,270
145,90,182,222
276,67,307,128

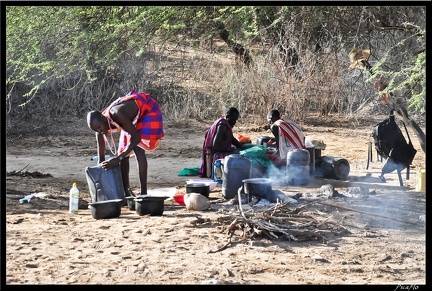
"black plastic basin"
89,199,122,219
135,195,168,216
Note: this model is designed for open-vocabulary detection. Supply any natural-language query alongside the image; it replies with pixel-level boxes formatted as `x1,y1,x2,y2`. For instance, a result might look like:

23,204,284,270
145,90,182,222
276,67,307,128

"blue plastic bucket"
222,154,252,199
286,149,310,186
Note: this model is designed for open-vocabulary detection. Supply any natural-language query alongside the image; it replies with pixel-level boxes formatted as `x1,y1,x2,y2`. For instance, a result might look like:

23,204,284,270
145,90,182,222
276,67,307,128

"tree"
6,5,426,135
347,22,426,154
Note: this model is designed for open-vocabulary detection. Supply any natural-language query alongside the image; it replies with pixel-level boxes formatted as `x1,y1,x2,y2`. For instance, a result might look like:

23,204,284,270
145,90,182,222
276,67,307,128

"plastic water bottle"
69,183,79,214
19,193,37,204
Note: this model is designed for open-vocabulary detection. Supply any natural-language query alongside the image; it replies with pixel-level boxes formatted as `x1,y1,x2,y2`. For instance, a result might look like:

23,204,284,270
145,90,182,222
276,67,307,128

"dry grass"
6,40,423,137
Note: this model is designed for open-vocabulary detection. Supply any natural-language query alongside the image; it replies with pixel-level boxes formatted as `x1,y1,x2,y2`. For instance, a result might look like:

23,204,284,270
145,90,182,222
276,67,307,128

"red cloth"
266,152,286,168
102,90,164,153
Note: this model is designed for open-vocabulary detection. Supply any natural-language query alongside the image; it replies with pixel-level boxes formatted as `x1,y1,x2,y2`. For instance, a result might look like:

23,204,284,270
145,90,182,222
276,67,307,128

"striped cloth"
273,119,305,159
102,90,164,153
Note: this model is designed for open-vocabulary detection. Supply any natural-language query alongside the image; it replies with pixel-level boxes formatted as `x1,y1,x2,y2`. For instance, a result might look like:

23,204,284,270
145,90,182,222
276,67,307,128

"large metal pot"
185,183,210,197
242,178,274,200
315,156,350,180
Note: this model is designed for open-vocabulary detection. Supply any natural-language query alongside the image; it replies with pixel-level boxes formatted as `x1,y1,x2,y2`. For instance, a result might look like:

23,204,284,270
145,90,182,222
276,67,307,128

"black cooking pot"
185,183,210,197
242,178,274,200
135,195,168,216
89,199,123,219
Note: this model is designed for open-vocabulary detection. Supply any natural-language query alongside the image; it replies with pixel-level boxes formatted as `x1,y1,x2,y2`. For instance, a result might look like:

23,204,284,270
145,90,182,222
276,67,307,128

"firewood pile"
212,200,350,252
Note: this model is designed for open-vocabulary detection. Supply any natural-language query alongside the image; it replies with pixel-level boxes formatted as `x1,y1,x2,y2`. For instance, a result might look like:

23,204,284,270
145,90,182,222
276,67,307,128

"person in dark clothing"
199,107,244,178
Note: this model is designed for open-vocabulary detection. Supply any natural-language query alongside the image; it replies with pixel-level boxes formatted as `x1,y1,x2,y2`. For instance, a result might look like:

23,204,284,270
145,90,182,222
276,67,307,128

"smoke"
347,192,424,229
246,153,423,230
251,161,311,187
263,164,286,184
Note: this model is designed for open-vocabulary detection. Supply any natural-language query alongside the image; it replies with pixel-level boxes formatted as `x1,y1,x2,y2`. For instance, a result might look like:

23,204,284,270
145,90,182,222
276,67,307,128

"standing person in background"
199,107,244,178
266,109,305,168
87,90,164,197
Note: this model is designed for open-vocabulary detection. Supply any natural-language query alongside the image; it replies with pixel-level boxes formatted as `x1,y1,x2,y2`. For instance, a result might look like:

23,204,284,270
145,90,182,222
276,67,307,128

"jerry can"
85,165,125,202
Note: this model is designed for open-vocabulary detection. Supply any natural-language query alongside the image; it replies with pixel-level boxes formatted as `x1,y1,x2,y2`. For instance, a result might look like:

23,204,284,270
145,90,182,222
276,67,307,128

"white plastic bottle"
69,183,79,214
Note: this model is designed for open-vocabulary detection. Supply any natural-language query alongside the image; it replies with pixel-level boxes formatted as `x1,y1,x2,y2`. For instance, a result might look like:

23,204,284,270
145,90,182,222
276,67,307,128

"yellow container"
415,167,426,192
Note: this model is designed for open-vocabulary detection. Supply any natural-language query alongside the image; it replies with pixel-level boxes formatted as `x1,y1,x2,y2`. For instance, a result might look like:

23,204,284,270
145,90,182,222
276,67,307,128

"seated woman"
199,107,244,178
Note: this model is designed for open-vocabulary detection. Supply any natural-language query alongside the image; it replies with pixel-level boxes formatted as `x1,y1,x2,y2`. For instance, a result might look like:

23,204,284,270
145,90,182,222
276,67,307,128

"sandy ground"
4,114,426,286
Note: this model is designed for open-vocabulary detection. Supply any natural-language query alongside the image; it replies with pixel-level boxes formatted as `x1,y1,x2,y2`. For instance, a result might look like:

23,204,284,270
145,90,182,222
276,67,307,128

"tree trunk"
215,22,252,67
386,98,426,154
372,72,426,155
